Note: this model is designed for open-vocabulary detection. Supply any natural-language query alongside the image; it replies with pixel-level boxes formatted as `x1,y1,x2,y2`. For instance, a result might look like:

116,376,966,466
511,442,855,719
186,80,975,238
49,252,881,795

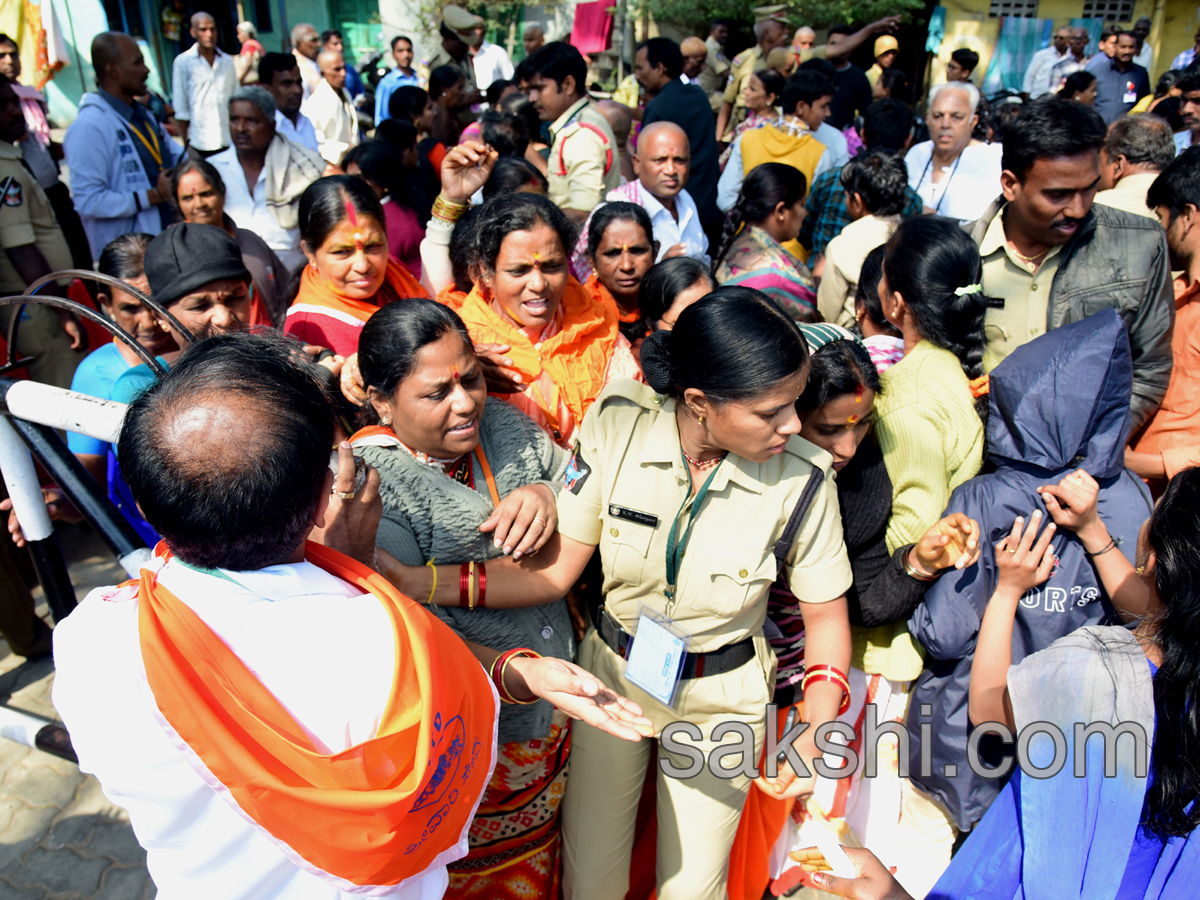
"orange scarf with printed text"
136,541,497,889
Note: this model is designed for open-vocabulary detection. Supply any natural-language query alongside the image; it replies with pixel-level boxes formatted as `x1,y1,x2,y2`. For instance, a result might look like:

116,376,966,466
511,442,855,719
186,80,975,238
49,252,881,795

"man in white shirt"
210,86,323,271
52,331,652,900
471,30,513,94
1132,17,1154,71
302,50,360,166
291,23,322,100
1046,28,1089,96
1022,26,1071,99
172,13,237,155
258,51,319,153
571,121,709,280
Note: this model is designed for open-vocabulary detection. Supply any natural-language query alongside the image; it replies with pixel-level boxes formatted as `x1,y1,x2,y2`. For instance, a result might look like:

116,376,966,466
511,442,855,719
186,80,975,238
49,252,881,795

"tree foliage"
628,0,924,36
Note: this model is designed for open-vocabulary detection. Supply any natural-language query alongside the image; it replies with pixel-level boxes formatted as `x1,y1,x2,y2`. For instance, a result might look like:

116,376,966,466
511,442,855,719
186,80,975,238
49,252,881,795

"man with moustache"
966,97,1173,432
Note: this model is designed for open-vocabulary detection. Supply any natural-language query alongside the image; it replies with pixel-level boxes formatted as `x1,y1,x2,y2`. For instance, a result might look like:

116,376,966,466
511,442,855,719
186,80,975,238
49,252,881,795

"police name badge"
623,605,689,707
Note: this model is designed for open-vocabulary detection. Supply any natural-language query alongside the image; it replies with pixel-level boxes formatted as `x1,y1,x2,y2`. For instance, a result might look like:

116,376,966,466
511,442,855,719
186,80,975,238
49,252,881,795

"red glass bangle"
460,563,470,607
804,663,850,682
478,562,487,608
491,648,540,704
801,672,851,714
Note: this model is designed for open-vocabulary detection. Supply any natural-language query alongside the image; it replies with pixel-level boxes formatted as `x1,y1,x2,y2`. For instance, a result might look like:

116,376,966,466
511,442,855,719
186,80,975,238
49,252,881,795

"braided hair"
714,162,807,270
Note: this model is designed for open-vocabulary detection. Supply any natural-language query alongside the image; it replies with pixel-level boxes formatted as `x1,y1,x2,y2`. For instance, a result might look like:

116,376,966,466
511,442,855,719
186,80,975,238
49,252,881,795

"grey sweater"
360,400,572,743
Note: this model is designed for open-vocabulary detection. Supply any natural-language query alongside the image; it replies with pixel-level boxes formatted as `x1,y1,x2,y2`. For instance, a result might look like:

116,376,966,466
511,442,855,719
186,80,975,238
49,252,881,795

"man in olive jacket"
965,97,1173,433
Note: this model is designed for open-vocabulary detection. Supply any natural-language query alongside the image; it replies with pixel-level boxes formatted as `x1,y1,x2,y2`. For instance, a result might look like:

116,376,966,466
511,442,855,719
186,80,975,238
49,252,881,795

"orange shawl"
294,257,429,322
137,541,497,889
457,277,620,443
436,282,468,311
584,272,642,327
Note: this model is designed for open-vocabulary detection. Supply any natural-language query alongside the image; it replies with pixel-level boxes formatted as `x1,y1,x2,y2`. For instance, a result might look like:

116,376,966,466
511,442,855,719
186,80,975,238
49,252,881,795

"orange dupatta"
584,272,643,328
295,257,430,321
137,541,498,889
456,277,620,444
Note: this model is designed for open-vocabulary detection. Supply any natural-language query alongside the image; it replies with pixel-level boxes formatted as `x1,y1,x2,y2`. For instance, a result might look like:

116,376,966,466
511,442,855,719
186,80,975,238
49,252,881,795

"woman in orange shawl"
284,175,428,358
581,201,657,355
435,143,641,448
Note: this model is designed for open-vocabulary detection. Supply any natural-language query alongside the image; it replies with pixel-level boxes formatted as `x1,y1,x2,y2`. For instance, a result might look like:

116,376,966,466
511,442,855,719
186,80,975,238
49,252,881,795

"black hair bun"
639,329,673,394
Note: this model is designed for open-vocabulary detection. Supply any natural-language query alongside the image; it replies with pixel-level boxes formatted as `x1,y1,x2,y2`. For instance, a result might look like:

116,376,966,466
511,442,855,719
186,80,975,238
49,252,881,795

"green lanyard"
665,450,723,602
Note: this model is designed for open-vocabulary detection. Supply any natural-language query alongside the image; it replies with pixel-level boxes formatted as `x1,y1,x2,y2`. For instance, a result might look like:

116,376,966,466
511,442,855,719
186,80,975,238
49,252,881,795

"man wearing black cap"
111,223,253,404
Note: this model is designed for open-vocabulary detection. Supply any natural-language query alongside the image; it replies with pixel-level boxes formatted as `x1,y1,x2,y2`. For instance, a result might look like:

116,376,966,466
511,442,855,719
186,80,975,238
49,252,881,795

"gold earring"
380,414,391,426
1136,565,1146,575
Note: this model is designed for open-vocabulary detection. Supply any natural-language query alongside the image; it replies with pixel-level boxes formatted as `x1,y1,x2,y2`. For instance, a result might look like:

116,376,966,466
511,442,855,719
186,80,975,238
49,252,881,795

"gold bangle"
467,561,476,610
425,558,437,606
500,649,542,705
432,193,469,224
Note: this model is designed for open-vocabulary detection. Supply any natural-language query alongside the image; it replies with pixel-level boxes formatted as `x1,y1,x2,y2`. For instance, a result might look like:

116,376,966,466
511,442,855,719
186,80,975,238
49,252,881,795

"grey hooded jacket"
965,198,1174,433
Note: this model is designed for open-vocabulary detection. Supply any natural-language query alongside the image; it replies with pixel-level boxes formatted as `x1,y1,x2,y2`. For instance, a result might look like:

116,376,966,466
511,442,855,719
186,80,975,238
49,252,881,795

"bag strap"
773,466,825,574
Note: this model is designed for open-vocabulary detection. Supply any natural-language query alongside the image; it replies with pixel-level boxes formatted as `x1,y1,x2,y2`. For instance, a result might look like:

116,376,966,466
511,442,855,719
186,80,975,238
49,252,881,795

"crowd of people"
2,6,1200,900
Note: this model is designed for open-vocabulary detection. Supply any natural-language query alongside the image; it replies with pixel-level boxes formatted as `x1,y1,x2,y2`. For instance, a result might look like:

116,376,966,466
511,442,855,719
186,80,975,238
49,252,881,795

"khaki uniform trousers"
562,631,770,900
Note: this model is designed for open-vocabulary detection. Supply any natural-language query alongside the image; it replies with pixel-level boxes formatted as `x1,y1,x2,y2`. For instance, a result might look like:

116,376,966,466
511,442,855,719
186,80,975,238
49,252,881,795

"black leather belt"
598,608,755,679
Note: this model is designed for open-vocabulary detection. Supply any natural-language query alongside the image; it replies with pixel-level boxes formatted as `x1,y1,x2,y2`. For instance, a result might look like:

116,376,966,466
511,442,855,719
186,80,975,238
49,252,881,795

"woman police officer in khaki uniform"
377,287,855,898
557,287,853,900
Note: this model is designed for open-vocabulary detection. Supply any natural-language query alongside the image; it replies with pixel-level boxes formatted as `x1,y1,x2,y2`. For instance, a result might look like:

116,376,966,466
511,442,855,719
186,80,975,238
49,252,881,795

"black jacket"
965,198,1174,433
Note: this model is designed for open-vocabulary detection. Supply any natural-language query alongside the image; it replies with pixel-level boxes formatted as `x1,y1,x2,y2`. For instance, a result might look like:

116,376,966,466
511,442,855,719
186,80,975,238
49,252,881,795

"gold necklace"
1008,243,1050,266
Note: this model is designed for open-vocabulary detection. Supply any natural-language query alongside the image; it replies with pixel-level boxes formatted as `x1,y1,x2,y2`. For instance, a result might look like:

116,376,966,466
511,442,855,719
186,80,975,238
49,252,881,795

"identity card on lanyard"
623,450,721,707
624,605,690,707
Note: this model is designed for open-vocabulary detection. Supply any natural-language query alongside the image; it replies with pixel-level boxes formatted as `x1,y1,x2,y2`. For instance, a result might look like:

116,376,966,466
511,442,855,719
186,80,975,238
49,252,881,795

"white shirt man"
274,108,320,154
302,78,359,166
210,145,305,271
472,40,513,94
1022,34,1070,99
53,559,450,900
172,43,238,151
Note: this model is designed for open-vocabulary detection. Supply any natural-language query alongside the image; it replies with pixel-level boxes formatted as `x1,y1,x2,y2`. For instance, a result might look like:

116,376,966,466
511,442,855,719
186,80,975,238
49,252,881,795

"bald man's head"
118,333,336,571
524,25,545,56
317,49,346,90
794,26,816,50
596,99,632,147
91,32,149,97
292,24,320,59
635,121,690,201
191,13,218,50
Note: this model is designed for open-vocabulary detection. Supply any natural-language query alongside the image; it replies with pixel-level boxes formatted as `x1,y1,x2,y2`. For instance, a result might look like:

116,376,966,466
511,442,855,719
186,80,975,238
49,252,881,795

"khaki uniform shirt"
980,205,1064,372
700,36,730,113
0,143,71,295
547,97,620,213
425,46,478,94
557,381,852,727
723,46,765,111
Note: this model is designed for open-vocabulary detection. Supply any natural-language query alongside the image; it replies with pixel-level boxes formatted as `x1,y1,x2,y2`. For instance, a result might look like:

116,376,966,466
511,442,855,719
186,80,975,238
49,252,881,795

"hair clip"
954,283,983,296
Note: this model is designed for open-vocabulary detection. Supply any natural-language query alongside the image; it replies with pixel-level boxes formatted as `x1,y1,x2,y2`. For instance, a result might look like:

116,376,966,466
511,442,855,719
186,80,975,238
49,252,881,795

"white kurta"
52,557,449,900
302,80,361,166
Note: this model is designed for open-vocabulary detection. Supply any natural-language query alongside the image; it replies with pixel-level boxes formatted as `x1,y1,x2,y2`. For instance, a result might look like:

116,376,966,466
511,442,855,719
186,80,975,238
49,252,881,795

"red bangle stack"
801,664,851,715
488,648,542,704
459,562,488,608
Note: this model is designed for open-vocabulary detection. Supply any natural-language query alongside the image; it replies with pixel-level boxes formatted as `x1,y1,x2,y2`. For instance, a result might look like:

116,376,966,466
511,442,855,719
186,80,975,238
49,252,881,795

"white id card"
623,606,689,707
1123,90,1138,103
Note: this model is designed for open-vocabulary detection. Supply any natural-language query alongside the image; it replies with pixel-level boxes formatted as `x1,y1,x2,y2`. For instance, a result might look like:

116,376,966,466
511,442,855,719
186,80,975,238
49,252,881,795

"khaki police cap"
754,5,791,24
443,5,484,35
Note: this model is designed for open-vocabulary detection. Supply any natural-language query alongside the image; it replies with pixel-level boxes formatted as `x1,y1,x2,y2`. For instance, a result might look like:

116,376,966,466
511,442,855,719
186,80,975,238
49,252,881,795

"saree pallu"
446,716,571,899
